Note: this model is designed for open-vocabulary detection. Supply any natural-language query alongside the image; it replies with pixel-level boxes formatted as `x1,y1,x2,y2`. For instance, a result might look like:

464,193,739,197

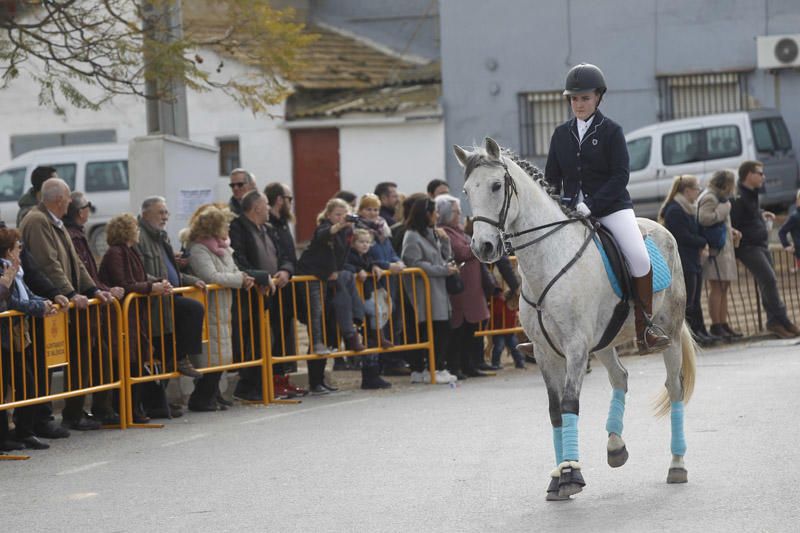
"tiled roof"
287,82,441,119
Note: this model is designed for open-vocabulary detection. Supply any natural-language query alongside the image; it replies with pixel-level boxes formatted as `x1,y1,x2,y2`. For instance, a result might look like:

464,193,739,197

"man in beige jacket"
20,178,114,431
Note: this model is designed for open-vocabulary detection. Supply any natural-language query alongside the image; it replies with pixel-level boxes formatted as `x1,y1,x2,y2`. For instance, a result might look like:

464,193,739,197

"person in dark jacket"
297,198,365,394
16,166,57,226
545,63,669,354
264,182,304,395
63,192,126,423
375,181,399,226
228,169,256,216
658,175,717,345
777,190,800,270
731,160,799,339
344,228,391,389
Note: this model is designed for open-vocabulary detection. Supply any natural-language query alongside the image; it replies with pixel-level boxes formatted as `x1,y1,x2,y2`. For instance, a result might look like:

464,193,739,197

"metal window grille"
657,71,755,121
518,91,570,158
218,138,241,176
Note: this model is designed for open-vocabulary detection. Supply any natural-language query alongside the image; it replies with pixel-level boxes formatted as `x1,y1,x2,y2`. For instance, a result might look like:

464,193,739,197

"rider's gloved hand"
575,202,591,217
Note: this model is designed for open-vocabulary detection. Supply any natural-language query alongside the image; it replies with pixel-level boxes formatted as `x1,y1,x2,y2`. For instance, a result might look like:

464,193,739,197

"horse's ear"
484,137,501,161
452,145,469,168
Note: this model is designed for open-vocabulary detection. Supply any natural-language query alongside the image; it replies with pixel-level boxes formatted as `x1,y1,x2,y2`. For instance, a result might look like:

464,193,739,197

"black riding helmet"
563,63,607,96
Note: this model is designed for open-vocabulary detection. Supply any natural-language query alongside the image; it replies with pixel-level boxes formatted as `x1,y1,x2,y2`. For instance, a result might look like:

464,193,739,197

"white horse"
454,137,696,501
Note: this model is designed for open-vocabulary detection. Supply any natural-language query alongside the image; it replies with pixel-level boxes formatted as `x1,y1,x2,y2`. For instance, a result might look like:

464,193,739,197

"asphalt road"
3,338,800,532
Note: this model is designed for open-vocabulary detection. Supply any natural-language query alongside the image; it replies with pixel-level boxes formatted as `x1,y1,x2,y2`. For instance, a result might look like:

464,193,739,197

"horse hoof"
607,445,629,468
545,477,570,501
558,465,585,497
667,467,688,484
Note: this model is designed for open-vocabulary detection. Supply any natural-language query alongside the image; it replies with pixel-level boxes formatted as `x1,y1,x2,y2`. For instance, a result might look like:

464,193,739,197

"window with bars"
518,91,570,158
657,71,755,121
218,138,240,176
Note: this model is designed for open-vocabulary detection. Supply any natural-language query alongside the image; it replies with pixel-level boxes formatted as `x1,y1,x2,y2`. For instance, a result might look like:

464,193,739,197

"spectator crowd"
2,158,798,453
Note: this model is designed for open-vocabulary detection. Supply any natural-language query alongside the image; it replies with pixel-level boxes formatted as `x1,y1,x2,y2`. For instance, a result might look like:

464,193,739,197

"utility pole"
142,0,189,138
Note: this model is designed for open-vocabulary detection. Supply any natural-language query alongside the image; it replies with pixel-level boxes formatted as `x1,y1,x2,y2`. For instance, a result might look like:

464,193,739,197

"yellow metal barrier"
268,267,438,401
0,298,127,459
121,284,270,427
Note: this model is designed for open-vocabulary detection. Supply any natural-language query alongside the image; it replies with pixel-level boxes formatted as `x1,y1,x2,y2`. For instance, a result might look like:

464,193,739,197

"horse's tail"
654,321,697,418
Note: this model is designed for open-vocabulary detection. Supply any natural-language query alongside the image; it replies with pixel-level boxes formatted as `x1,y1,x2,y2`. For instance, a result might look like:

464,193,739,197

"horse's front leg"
557,349,589,498
594,346,630,467
537,353,569,501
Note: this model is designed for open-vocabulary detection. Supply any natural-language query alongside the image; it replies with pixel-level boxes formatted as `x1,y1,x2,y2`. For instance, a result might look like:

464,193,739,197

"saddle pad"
595,236,672,299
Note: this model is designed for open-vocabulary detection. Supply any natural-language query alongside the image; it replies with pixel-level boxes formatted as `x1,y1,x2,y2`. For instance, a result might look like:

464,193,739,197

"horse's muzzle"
471,236,502,263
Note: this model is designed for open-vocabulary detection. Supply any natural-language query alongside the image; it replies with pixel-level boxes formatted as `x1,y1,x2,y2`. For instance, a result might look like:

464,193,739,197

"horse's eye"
462,189,468,197
492,182,502,192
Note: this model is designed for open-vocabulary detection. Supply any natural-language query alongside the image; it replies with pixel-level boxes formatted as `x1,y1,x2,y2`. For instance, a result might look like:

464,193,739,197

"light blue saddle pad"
594,236,671,299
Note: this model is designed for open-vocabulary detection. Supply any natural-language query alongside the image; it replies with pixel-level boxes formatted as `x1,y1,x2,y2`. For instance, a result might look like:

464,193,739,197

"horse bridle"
469,160,597,358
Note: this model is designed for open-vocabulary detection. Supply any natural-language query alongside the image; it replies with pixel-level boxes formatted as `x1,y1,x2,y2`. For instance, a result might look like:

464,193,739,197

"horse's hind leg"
661,323,694,484
594,346,629,468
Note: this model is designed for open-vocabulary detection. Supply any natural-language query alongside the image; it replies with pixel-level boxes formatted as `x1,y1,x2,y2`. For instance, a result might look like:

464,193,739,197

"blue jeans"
491,333,523,365
308,270,365,347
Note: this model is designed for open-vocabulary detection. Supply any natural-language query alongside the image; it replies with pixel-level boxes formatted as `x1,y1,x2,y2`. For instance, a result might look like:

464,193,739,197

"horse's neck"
509,177,590,288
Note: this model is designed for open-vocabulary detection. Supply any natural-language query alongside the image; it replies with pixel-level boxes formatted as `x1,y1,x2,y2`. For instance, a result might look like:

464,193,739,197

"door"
291,128,340,242
752,116,799,206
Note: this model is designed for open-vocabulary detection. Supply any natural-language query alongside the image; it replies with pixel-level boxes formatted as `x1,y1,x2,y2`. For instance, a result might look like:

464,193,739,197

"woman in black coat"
658,175,714,345
545,63,669,354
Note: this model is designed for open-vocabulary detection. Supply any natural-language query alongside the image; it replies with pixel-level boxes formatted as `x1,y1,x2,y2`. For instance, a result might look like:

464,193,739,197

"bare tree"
0,0,316,115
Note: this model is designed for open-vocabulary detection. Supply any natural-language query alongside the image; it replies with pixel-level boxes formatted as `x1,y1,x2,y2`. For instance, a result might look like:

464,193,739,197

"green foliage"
0,0,316,115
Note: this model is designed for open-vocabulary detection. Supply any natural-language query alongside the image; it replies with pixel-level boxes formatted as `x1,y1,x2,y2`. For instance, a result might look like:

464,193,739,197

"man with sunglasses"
228,168,257,216
732,160,799,339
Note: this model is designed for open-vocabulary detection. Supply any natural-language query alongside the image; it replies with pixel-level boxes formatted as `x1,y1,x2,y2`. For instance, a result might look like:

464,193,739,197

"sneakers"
313,343,331,355
410,370,430,384
767,322,796,339
434,369,457,384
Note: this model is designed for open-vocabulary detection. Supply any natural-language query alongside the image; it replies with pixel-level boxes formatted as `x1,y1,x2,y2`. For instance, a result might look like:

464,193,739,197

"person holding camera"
297,198,366,394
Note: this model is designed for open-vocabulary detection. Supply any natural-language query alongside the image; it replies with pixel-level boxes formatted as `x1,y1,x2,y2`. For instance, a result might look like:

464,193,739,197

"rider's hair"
658,174,700,223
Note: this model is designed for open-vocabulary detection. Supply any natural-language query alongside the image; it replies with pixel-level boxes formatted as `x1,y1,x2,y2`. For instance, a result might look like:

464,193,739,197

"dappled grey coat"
401,227,452,323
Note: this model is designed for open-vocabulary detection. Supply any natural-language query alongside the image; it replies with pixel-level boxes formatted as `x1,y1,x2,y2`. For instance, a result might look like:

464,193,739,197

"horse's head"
453,137,512,263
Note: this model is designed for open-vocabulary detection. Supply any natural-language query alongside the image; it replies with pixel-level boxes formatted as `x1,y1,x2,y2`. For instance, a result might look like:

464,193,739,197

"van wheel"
89,224,108,258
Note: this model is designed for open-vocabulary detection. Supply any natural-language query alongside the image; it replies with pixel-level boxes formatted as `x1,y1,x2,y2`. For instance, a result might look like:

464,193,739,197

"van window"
662,130,703,165
706,125,741,160
769,118,792,151
44,164,77,190
0,167,26,202
627,137,652,172
752,120,775,153
85,160,129,192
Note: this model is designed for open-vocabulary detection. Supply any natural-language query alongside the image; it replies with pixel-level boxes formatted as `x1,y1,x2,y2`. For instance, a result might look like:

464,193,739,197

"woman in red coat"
436,194,490,379
99,214,172,423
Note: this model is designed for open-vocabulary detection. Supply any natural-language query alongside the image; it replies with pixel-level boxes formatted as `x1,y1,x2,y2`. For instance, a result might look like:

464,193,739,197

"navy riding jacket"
662,200,707,274
544,110,633,218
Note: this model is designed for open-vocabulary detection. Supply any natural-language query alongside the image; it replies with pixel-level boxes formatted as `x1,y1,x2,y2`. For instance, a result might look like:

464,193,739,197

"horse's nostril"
482,241,494,256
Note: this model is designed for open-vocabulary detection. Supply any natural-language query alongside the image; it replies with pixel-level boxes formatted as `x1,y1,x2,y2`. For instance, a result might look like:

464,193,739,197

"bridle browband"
467,157,597,358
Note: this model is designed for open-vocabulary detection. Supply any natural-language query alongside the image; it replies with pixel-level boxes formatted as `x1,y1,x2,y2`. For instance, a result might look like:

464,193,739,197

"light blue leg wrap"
552,426,564,465
561,413,579,461
605,388,626,436
670,401,687,456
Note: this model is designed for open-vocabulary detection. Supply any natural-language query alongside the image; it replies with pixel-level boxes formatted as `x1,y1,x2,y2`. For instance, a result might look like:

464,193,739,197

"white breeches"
597,208,651,278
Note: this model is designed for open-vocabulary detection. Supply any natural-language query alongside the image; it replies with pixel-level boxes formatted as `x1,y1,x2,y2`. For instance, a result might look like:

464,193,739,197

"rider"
544,63,670,354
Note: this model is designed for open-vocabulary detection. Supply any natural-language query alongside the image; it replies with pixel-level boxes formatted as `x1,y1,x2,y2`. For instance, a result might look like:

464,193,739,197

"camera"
345,214,361,223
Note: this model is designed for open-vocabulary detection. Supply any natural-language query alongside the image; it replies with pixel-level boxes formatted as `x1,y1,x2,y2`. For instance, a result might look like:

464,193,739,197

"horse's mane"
463,147,575,218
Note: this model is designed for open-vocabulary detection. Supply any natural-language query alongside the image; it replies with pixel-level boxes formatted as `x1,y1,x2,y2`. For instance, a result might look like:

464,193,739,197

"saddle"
590,224,633,352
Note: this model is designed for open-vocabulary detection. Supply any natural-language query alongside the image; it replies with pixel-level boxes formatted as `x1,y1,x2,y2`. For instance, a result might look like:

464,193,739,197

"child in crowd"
345,228,392,389
297,198,365,395
778,190,800,271
490,288,525,369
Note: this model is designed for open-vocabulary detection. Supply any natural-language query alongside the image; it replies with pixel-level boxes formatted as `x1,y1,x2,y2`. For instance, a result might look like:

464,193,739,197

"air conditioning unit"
757,35,800,69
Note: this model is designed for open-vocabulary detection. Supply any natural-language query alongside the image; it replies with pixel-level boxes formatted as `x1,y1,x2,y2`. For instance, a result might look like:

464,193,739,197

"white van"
626,109,800,218
0,143,129,253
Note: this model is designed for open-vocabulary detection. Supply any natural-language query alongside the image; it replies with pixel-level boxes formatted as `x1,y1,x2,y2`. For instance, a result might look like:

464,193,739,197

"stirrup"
638,324,671,354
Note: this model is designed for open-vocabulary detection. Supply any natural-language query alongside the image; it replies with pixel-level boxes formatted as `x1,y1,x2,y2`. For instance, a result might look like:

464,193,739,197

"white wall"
339,120,444,197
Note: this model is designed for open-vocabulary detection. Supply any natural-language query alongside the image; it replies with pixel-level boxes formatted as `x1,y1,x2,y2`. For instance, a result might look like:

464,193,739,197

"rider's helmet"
563,63,607,96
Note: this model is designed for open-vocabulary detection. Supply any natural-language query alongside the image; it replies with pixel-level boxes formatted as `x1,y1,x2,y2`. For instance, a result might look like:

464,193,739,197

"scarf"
197,236,230,257
673,192,697,217
2,258,28,303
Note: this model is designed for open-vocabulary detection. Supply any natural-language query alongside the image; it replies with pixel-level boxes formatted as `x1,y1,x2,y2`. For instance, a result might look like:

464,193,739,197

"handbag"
364,287,390,329
446,272,464,295
700,221,727,250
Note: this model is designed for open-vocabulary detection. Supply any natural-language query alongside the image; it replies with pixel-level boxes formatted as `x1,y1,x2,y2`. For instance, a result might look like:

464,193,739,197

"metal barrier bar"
0,298,127,440
268,267,437,400
121,284,271,428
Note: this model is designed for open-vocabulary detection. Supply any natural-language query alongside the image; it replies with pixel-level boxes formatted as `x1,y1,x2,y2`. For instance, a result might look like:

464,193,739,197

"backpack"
699,220,727,250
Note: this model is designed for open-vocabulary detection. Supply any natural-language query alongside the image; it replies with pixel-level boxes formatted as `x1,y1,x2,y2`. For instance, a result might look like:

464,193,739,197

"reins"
471,159,596,358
